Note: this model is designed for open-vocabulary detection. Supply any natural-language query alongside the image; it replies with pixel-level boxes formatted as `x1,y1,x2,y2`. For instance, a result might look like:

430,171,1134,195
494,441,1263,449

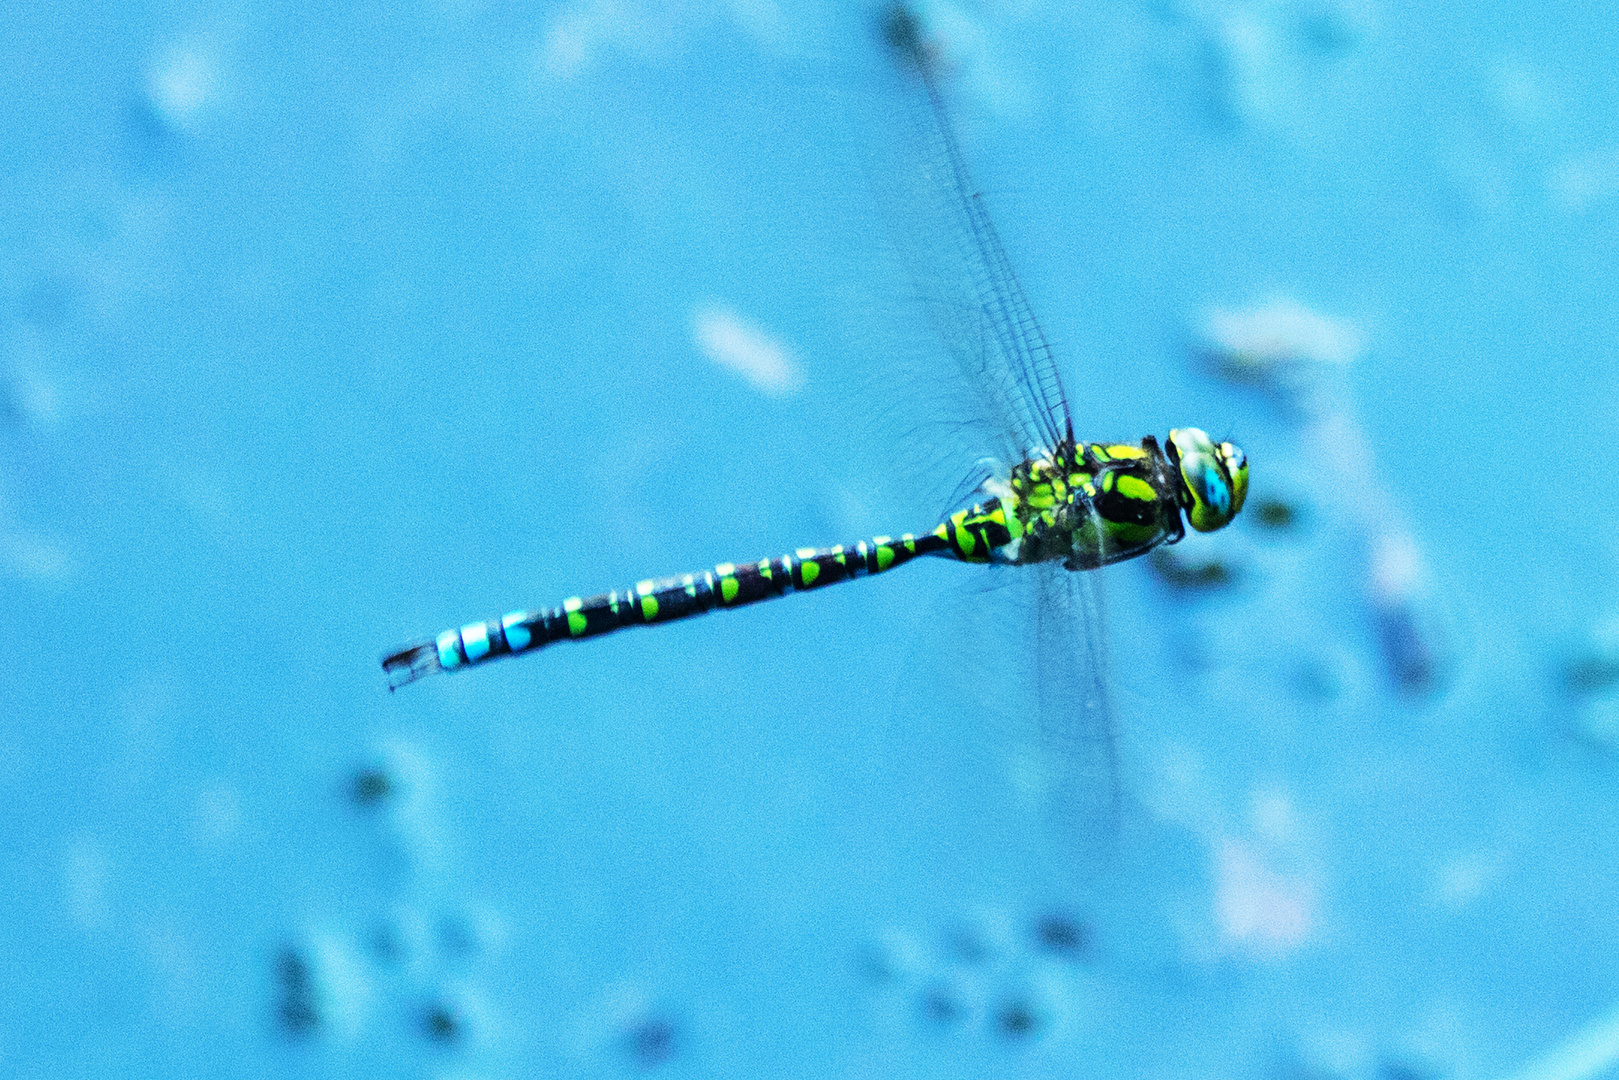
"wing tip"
878,2,938,77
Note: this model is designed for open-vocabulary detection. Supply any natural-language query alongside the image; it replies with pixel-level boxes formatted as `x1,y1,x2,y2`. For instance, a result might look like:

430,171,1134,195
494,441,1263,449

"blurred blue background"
3,0,1618,1076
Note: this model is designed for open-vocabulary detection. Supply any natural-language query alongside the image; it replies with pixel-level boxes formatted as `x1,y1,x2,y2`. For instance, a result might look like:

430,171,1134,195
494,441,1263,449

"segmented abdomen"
383,531,956,689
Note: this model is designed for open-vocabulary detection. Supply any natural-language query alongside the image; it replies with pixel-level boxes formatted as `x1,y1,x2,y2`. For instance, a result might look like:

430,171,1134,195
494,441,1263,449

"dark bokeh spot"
918,985,960,1026
1149,547,1238,591
438,912,479,957
996,997,1043,1040
370,920,406,964
625,1015,678,1068
1279,1063,1347,1080
273,947,319,1038
421,1001,462,1044
1294,654,1344,701
0,382,20,427
1376,604,1441,695
118,92,185,177
349,767,394,808
1299,10,1359,54
1202,346,1266,383
1379,1061,1430,1080
123,94,171,146
19,274,73,330
1033,912,1088,960
945,925,990,964
1565,647,1619,695
856,942,897,984
1254,498,1302,532
1195,36,1242,132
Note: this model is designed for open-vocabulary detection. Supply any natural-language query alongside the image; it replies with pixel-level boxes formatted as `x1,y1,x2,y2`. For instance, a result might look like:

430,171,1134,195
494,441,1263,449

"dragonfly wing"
873,7,1123,865
875,6,1075,462
1029,562,1122,865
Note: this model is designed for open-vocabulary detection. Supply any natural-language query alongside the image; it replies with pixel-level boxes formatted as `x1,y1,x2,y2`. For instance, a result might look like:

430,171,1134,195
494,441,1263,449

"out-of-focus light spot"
539,14,594,80
1548,148,1619,212
1215,837,1316,955
1190,0,1370,130
1248,790,1298,842
533,1,677,82
1493,55,1552,126
859,928,928,985
1203,298,1363,377
1005,739,1055,812
1365,533,1448,695
725,0,787,46
196,784,240,843
1,532,73,581
1432,851,1505,908
1294,1025,1376,1079
1369,533,1423,603
1572,694,1619,754
145,41,222,133
1502,999,1619,1080
693,305,805,396
1214,9,1293,127
143,916,205,1027
64,834,110,930
0,364,61,427
898,0,1032,121
1201,296,1452,696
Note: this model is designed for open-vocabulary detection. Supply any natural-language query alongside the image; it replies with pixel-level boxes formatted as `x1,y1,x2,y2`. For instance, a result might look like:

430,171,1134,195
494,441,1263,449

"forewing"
869,9,1074,464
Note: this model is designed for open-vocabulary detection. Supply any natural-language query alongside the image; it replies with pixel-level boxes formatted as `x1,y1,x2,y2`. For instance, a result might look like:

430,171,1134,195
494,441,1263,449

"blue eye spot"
1201,466,1230,516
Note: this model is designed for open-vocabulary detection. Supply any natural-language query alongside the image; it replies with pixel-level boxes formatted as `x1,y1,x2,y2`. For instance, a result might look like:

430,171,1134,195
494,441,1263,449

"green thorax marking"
938,436,1189,571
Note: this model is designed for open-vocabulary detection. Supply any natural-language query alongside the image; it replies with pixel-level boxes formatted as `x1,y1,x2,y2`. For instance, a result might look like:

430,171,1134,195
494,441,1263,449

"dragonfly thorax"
937,436,1195,572
1003,436,1188,570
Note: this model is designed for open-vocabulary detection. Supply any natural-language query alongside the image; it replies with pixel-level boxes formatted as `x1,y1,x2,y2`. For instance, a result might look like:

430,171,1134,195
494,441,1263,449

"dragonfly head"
1168,428,1248,533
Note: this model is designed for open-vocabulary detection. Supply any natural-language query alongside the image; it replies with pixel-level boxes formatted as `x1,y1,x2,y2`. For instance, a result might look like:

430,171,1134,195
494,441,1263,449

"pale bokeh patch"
693,305,805,396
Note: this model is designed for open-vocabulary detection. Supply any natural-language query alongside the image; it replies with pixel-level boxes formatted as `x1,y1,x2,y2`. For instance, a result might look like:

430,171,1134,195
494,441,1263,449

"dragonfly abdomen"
384,531,960,689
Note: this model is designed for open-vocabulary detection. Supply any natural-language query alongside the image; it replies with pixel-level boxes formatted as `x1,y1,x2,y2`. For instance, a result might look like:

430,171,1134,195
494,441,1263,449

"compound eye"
1218,442,1249,520
1169,428,1245,533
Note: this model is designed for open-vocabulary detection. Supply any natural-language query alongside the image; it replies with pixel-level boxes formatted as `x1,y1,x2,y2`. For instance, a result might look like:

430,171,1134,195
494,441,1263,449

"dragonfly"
382,3,1250,815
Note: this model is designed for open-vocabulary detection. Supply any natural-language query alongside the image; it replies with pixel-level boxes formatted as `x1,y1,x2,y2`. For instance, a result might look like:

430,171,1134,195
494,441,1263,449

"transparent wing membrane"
1032,565,1121,862
878,4,1074,461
